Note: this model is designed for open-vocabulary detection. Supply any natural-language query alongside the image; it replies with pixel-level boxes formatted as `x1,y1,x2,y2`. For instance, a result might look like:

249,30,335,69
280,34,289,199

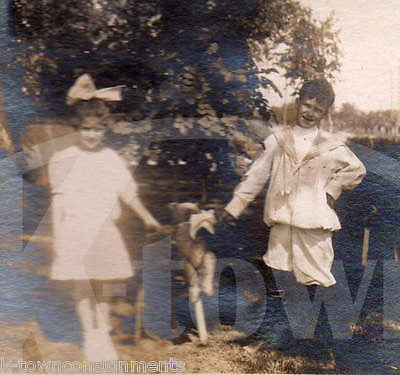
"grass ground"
13,318,338,374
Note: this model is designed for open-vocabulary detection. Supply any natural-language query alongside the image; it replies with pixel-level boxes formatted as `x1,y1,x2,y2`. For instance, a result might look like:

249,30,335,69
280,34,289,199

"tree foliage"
332,103,399,139
249,9,340,105
9,0,341,124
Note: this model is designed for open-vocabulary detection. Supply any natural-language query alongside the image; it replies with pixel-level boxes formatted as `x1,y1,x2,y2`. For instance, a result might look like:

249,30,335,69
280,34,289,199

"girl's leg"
96,302,111,332
73,280,96,332
74,280,118,360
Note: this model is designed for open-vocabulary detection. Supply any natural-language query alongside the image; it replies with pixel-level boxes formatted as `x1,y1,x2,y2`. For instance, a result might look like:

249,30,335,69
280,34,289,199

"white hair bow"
66,74,125,105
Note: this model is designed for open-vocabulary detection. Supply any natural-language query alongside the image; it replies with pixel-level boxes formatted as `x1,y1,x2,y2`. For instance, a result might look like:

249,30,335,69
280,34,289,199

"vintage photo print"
1,0,400,373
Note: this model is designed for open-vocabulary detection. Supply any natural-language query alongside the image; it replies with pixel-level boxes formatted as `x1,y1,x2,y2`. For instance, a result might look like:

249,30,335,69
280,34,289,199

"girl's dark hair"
299,79,335,108
71,99,111,128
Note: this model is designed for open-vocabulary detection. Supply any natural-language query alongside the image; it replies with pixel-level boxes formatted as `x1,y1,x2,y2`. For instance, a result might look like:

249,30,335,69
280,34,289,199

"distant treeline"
272,102,400,142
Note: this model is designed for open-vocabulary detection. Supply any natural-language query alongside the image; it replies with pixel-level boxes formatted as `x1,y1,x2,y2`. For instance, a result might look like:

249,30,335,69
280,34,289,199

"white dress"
48,145,137,280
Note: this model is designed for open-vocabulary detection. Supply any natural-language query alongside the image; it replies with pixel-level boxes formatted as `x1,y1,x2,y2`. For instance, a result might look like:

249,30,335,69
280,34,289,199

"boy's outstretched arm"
224,135,278,219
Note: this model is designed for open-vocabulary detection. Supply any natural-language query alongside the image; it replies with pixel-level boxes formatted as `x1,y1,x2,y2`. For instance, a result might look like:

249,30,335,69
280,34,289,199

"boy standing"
223,79,366,287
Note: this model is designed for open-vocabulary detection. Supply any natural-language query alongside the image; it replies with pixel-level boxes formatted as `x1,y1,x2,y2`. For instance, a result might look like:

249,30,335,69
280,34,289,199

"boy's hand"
216,208,236,225
326,193,335,209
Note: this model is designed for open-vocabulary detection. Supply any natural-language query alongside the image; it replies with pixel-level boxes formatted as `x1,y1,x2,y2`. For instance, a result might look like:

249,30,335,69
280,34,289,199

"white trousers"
263,224,336,287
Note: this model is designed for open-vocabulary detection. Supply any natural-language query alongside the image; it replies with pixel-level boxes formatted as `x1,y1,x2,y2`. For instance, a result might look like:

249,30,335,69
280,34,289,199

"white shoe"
83,328,118,361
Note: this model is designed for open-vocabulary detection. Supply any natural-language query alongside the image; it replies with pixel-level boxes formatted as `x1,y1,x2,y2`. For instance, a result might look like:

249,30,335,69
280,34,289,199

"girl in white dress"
48,75,161,359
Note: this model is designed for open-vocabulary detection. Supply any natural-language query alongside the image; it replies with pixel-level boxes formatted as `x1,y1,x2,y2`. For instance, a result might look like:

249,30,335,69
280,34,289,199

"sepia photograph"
1,0,400,373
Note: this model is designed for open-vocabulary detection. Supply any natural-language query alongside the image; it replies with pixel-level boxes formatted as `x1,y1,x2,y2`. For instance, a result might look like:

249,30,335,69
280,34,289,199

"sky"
269,0,400,112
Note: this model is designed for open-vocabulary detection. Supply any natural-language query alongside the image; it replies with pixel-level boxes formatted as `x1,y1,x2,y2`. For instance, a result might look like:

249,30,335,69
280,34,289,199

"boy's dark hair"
299,79,335,109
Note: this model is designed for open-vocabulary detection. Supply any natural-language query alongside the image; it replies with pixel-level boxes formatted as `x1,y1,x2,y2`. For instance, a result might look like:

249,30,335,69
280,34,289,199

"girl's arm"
129,196,161,231
48,152,69,237
120,178,161,231
113,150,162,231
51,193,65,238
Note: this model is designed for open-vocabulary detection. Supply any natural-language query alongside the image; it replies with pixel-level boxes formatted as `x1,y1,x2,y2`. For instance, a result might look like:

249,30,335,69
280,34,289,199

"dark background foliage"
8,0,340,125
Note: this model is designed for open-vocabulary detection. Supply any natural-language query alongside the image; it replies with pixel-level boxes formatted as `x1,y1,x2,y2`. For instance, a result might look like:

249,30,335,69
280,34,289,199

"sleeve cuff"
225,196,248,219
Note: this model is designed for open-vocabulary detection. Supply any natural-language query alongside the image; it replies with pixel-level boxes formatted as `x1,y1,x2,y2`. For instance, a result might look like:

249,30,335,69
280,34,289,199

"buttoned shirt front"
225,126,366,231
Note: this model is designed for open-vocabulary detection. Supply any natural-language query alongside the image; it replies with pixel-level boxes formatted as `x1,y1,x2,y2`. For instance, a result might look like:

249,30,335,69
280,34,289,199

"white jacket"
225,126,366,231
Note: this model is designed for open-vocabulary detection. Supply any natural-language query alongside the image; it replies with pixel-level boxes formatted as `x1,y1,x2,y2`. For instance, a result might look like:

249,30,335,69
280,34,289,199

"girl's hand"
145,220,162,232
